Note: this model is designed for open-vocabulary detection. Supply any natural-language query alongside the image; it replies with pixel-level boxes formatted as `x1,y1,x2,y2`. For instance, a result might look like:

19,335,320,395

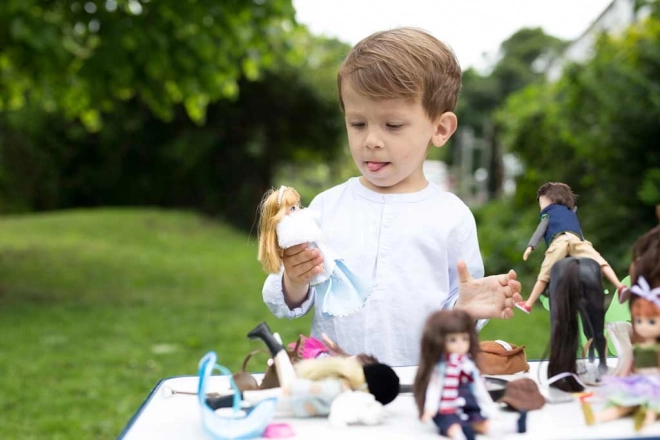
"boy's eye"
349,122,365,129
449,337,456,343
386,123,402,129
650,319,656,325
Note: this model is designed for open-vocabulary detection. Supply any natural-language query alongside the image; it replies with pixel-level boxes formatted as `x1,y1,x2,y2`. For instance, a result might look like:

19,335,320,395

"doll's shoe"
617,285,631,303
515,302,531,314
248,322,285,357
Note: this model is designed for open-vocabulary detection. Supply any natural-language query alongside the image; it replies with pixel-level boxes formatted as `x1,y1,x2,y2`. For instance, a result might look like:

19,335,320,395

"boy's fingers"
294,261,323,282
287,249,318,267
283,243,308,257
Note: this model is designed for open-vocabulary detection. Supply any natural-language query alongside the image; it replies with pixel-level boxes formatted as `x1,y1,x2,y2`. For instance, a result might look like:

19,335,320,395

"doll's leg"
640,408,657,431
594,405,635,423
516,278,548,313
525,279,548,308
243,387,297,417
475,412,527,436
248,322,297,387
433,414,471,440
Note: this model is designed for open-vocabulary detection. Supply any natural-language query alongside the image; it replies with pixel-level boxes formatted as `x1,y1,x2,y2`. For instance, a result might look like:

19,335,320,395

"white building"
546,0,652,81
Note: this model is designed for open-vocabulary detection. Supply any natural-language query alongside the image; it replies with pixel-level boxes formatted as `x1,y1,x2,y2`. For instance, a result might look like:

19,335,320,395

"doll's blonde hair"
257,186,301,274
294,356,366,391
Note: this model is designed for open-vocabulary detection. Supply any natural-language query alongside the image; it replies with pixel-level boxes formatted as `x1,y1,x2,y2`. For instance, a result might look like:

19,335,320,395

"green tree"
455,28,566,197
0,0,300,131
498,8,660,270
0,1,350,228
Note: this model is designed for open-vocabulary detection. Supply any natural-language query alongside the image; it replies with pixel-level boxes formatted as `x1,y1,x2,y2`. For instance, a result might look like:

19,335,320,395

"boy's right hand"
282,243,324,304
522,246,533,261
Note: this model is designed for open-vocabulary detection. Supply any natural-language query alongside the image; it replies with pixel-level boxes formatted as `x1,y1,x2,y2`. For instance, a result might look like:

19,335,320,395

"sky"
292,0,614,71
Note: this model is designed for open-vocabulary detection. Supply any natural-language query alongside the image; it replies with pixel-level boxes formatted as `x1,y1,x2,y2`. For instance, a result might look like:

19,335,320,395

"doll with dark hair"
583,225,660,431
516,182,627,314
413,310,527,440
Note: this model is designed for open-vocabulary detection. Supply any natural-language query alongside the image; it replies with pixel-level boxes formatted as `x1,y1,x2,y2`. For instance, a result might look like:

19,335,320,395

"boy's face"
539,195,552,210
341,81,456,194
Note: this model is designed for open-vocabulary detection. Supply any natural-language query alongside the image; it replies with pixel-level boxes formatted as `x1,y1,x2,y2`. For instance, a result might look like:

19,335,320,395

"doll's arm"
422,368,443,419
527,216,549,250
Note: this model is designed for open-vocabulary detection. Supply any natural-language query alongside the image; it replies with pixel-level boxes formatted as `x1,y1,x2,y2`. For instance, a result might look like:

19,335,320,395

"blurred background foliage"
1,0,660,438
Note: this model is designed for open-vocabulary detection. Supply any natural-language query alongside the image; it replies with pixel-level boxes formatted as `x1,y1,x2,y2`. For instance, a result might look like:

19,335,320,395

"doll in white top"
258,185,370,317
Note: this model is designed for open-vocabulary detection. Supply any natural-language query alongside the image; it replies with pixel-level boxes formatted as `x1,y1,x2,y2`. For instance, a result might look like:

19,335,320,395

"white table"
119,360,660,440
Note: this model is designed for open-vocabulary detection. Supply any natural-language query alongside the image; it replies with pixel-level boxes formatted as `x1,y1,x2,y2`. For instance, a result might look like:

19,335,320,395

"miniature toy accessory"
477,340,530,375
197,351,277,439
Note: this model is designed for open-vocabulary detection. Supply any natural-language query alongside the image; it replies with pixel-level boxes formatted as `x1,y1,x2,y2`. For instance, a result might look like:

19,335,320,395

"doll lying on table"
257,185,370,317
583,225,660,432
413,310,528,440
207,322,400,428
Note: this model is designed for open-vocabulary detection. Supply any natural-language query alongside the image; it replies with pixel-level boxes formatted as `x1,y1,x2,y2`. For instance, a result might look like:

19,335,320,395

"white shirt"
262,177,485,366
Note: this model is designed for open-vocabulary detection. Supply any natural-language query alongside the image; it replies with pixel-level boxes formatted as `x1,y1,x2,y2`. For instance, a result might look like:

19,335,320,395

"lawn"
0,208,549,439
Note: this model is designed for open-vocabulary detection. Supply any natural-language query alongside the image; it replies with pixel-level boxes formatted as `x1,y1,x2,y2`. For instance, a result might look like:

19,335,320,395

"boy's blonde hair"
337,27,462,120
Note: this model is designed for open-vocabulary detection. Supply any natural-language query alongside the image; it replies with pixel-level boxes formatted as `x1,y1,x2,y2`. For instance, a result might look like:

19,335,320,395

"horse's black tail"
578,258,607,370
548,257,584,392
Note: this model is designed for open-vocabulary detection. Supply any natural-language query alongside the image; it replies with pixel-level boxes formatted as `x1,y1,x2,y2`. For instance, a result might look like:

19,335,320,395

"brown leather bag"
476,340,530,375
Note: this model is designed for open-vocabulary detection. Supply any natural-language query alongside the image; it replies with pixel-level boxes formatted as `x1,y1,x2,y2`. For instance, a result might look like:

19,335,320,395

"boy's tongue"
367,161,389,171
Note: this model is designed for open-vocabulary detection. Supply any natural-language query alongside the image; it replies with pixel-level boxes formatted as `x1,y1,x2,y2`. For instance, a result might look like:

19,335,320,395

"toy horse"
547,257,607,392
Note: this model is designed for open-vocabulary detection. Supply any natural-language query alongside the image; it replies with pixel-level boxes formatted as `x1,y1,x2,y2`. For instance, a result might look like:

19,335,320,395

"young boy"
515,182,627,314
262,27,522,366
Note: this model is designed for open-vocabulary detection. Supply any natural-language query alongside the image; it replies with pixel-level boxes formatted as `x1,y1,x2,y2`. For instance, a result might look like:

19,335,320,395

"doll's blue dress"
276,208,371,317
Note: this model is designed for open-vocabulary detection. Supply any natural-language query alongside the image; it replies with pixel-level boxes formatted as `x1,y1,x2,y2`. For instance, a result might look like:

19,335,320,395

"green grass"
0,208,548,439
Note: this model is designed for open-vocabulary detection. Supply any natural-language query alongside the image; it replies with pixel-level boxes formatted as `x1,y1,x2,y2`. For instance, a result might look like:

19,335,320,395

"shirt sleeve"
262,269,316,319
528,216,549,249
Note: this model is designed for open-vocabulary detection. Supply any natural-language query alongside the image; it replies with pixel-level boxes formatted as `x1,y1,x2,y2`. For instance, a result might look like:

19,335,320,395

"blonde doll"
585,225,660,431
257,185,370,317
208,322,400,422
413,310,527,440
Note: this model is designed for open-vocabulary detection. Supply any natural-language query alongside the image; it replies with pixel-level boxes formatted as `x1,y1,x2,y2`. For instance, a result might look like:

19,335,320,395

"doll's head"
536,182,576,210
413,310,479,417
257,186,301,273
629,225,660,344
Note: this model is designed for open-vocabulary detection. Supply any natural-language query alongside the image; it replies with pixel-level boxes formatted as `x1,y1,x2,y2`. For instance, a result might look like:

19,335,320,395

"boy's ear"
431,112,458,147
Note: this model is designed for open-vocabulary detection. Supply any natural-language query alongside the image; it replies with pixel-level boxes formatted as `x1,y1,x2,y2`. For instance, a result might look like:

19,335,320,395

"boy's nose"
364,130,384,149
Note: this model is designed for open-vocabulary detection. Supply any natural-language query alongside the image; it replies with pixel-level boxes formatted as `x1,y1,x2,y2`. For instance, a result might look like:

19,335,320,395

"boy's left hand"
454,260,522,319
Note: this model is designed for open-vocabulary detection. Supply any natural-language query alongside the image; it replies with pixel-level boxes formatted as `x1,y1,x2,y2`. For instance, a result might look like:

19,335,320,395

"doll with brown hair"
516,182,627,314
584,225,660,431
257,185,370,317
413,310,527,440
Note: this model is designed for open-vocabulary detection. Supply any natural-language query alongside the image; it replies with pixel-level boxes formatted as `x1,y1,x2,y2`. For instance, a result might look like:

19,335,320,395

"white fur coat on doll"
277,208,371,317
